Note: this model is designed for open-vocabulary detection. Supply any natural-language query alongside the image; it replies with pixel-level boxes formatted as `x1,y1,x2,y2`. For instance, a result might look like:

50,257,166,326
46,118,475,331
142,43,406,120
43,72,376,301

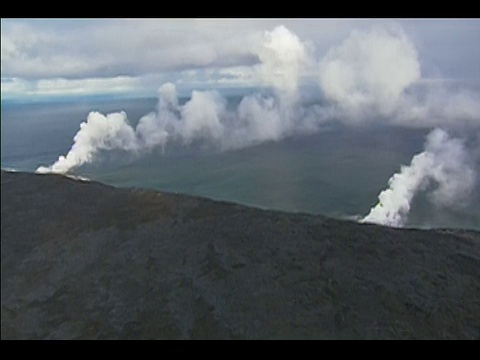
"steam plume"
318,27,420,121
36,111,137,174
257,25,310,98
362,128,476,227
36,26,310,174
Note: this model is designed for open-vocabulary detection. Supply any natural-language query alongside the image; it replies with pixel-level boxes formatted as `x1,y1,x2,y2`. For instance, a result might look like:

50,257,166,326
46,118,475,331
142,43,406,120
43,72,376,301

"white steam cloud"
316,26,480,128
37,111,137,174
35,25,480,230
257,25,310,98
362,128,476,227
36,26,311,174
318,27,421,120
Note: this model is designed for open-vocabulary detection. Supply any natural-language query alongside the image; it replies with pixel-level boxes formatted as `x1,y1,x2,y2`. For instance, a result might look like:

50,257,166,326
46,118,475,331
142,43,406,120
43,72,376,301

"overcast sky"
2,18,480,100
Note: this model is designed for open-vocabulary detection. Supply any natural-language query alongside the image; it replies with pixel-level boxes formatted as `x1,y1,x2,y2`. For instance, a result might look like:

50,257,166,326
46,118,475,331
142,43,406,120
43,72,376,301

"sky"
2,18,480,100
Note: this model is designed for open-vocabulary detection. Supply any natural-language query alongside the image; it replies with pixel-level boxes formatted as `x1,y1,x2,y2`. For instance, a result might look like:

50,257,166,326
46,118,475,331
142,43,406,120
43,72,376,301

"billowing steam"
362,128,476,227
257,25,310,98
37,26,311,174
35,25,480,229
37,111,137,174
318,27,420,120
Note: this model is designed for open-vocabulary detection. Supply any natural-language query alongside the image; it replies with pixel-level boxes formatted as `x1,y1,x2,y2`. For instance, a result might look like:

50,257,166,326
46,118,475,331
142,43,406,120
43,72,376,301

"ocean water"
2,96,479,231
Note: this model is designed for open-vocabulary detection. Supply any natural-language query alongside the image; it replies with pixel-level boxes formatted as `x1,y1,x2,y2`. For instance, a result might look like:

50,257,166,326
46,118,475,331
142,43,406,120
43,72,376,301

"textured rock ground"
1,170,479,339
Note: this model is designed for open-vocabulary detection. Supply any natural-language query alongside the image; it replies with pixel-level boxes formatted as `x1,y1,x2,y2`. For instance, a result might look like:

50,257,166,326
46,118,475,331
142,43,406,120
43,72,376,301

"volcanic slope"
1,170,479,339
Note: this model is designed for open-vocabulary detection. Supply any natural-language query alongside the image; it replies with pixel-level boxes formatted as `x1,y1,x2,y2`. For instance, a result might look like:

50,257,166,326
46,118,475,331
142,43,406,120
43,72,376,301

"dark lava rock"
1,170,479,339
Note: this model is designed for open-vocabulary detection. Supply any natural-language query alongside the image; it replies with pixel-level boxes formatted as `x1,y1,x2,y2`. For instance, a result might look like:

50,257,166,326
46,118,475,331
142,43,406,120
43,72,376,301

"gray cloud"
2,19,480,85
1,19,263,80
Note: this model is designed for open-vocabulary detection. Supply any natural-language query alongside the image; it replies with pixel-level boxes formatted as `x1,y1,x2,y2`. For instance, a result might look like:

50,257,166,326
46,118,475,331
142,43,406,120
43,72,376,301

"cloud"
36,77,141,96
394,84,480,128
1,19,262,80
316,26,480,129
318,26,421,120
3,19,480,102
1,22,103,79
0,21,310,99
0,77,31,98
1,76,142,100
175,66,260,88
